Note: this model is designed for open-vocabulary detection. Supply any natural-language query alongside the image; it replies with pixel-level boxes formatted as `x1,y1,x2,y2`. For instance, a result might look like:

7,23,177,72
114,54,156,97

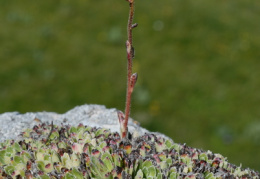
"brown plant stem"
118,0,138,139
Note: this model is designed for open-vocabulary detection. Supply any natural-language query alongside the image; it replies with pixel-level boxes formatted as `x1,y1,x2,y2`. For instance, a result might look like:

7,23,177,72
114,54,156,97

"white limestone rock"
0,104,170,142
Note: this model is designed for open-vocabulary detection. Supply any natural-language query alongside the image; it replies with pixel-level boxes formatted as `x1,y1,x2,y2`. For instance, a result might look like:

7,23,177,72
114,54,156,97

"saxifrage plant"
1,123,259,178
0,0,260,178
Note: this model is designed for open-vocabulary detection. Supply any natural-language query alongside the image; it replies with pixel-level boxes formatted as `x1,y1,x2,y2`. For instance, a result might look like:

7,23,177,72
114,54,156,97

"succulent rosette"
0,123,259,179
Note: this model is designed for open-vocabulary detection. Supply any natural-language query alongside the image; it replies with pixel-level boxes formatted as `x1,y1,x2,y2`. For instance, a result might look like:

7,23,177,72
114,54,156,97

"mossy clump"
0,123,259,178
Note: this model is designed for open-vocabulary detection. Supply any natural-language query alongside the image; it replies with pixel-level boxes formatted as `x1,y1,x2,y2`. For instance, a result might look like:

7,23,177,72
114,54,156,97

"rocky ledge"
0,104,169,143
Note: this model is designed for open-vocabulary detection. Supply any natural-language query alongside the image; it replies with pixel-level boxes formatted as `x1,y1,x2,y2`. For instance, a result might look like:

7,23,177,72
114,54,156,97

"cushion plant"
0,123,259,178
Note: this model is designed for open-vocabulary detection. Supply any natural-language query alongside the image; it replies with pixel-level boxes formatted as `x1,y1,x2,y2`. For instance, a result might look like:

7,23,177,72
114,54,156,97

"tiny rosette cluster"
0,123,259,178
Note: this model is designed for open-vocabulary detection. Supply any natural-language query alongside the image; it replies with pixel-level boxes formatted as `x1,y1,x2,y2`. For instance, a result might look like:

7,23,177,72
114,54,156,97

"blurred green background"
1,0,260,171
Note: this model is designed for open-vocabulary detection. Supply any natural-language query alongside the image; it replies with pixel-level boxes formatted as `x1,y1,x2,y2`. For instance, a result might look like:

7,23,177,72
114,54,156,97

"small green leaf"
199,153,208,161
139,146,146,157
159,161,168,170
0,150,7,164
157,172,163,179
61,153,71,168
44,154,51,161
112,153,122,167
70,153,81,168
4,165,15,176
204,171,216,179
166,158,172,166
142,167,149,177
103,156,114,171
155,141,166,153
36,151,45,161
69,126,78,133
148,166,156,177
172,144,181,152
101,152,112,161
14,142,22,152
169,171,178,179
158,153,166,161
49,131,59,140
96,129,106,136
14,156,24,164
65,168,84,179
98,141,107,151
142,160,153,168
51,150,60,163
134,169,143,179
181,154,191,165
165,140,174,150
58,141,67,149
37,160,45,171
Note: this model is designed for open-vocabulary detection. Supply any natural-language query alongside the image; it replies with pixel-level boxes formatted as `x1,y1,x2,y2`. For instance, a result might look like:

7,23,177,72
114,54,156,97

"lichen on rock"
0,123,259,178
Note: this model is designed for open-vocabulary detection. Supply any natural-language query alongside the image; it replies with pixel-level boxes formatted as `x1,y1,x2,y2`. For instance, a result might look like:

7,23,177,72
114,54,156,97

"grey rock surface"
0,104,171,143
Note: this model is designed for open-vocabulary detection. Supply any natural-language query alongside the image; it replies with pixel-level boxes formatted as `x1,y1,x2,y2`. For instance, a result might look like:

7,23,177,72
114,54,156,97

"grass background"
1,0,260,171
